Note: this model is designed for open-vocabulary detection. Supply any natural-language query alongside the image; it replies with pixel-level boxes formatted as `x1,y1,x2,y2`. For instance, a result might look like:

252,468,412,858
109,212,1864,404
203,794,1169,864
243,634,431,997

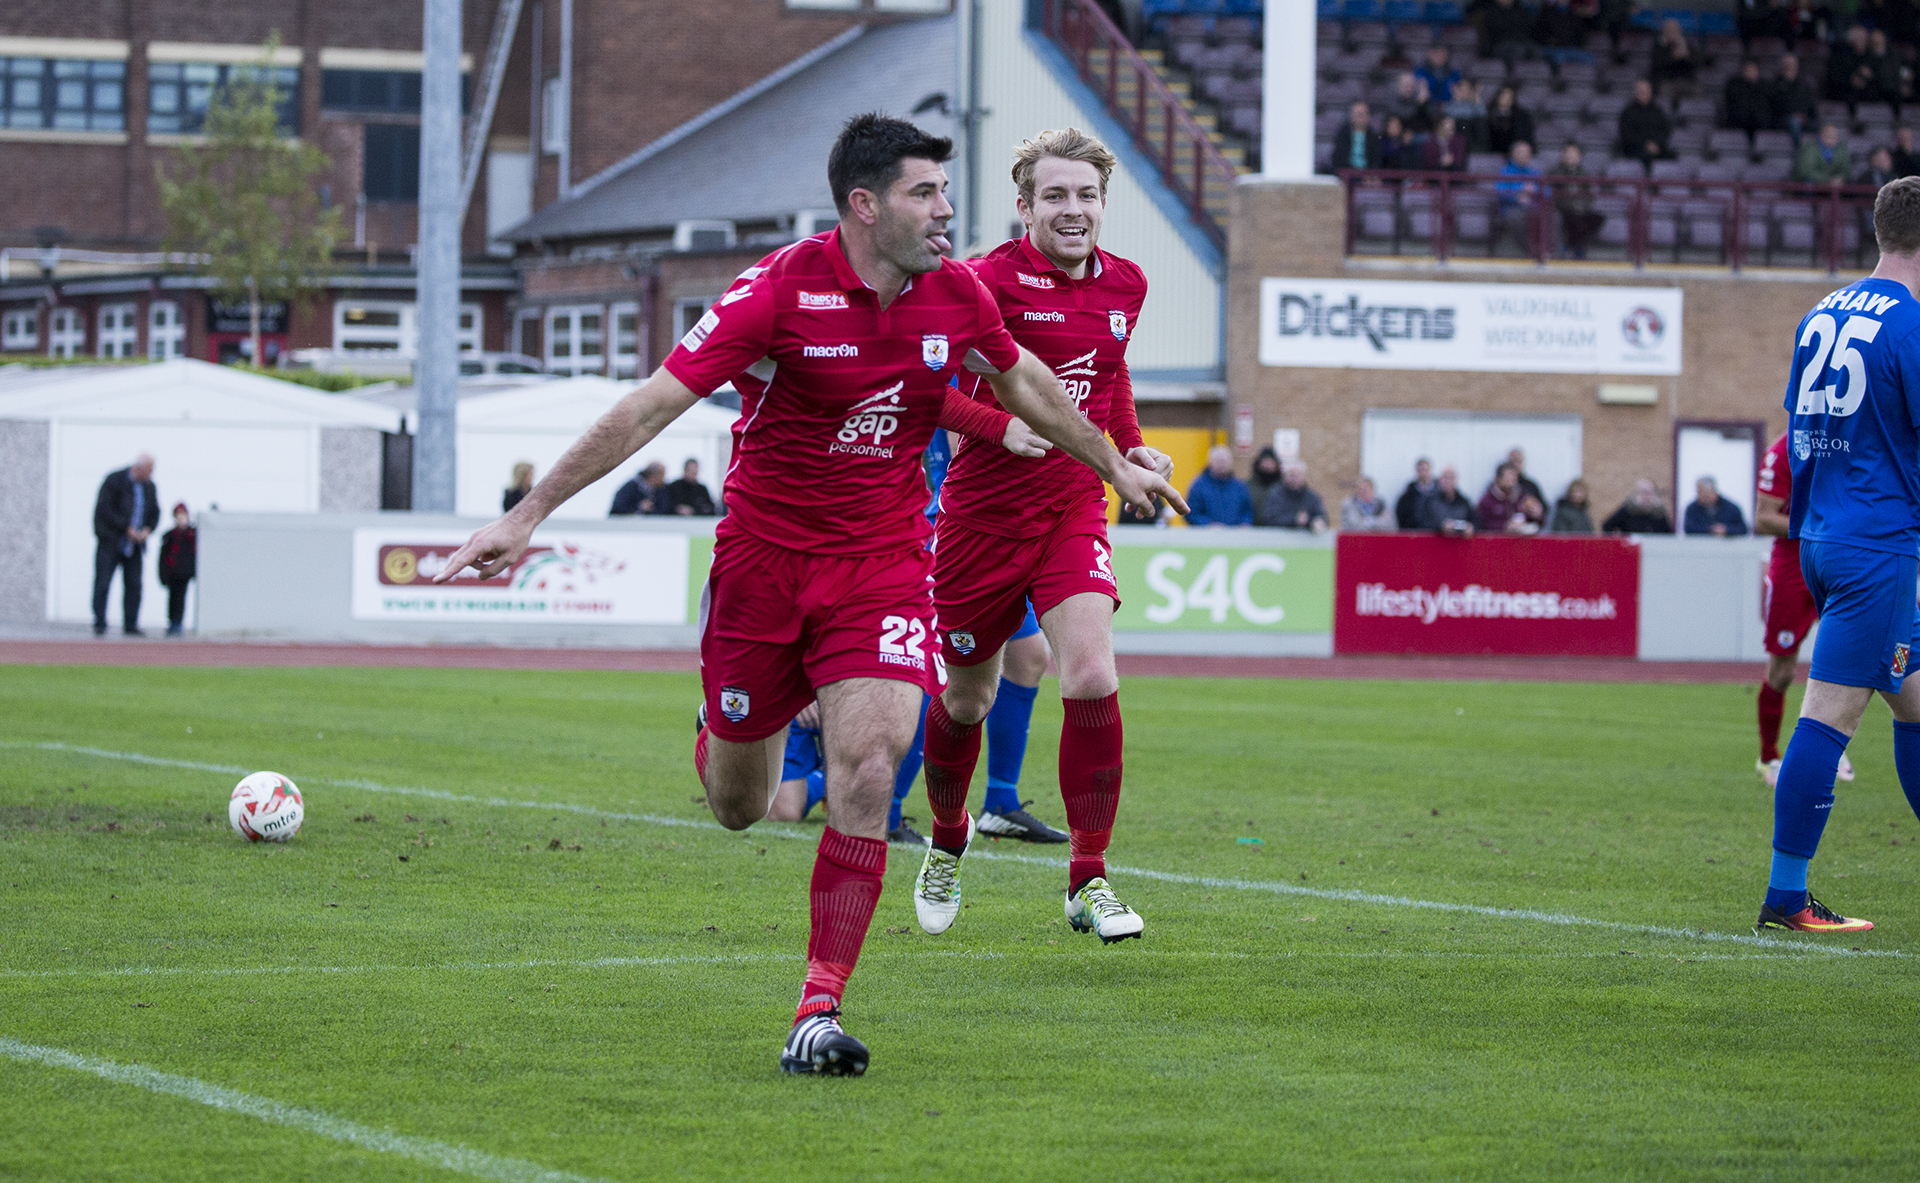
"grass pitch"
2,663,1917,1182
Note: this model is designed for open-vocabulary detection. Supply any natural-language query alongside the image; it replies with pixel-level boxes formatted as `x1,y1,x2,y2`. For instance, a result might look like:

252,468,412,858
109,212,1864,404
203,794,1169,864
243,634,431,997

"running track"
0,638,1772,683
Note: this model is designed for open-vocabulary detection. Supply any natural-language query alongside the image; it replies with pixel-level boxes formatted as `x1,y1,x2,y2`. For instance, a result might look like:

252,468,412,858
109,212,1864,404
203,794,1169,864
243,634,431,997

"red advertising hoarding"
1334,534,1640,656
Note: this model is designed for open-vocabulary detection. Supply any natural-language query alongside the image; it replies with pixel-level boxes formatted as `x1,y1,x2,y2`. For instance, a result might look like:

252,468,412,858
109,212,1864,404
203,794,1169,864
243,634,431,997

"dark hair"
827,113,954,216
1874,176,1920,253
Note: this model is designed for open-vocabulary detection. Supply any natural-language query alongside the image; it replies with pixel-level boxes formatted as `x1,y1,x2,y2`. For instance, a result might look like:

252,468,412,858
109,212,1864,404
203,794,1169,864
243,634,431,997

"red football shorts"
1764,540,1819,657
700,533,944,743
932,507,1120,667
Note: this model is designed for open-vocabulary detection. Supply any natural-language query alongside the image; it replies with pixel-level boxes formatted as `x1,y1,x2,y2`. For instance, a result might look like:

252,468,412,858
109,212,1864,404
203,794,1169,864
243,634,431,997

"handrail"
1041,0,1240,247
1337,168,1880,272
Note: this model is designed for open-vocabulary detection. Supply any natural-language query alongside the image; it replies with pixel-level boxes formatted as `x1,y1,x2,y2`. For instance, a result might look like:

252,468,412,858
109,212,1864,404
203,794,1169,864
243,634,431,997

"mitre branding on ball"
228,771,304,843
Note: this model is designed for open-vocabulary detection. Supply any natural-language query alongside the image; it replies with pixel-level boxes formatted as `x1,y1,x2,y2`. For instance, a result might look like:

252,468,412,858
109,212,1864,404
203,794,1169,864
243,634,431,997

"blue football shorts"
1800,538,1920,692
1010,600,1041,641
782,722,824,783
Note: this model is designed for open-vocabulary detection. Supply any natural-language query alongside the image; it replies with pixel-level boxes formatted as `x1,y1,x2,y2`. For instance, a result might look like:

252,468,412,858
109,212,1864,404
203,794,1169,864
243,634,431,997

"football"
228,771,304,843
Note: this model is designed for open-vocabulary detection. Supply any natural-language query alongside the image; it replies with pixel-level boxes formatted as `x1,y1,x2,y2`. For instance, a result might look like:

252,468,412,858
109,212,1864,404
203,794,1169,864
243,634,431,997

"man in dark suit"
92,454,159,636
1328,101,1384,173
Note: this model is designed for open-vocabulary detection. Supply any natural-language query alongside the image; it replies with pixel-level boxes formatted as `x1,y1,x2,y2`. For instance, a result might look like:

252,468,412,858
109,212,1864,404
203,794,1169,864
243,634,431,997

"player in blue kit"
1757,177,1920,935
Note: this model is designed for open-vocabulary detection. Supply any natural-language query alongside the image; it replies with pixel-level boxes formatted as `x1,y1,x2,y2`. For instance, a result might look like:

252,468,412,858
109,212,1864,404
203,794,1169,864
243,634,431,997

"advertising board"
350,529,690,623
1111,540,1333,632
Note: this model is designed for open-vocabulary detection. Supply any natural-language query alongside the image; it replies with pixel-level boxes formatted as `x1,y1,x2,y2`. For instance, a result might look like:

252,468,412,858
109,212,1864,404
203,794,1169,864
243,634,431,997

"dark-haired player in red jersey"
433,114,1184,1077
1754,431,1854,787
911,128,1173,944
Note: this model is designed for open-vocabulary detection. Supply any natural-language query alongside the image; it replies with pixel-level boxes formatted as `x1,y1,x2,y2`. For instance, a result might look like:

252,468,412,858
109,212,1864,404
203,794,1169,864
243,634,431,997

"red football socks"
797,827,886,1021
1060,692,1123,892
923,695,981,854
694,724,710,787
1759,683,1786,764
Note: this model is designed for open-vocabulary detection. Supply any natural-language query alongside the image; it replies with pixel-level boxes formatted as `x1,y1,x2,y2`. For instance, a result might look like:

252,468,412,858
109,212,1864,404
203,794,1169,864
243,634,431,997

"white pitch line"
0,1036,612,1183
11,741,1901,958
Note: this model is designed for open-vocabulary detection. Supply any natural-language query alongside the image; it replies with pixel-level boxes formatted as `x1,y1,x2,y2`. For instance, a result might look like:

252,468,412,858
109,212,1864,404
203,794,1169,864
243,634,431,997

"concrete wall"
1226,179,1840,518
0,419,48,623
318,427,384,514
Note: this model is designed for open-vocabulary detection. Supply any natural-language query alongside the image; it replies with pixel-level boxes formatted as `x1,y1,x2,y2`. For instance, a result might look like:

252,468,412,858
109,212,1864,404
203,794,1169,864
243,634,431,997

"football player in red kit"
913,128,1173,944
1754,430,1854,787
434,115,1183,1076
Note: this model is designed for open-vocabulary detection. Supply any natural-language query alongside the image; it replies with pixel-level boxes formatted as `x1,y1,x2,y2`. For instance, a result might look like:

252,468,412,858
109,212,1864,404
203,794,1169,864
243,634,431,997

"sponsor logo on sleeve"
719,686,751,723
1016,272,1055,290
719,286,755,306
922,334,950,369
1109,310,1128,340
680,308,720,352
802,343,859,358
798,290,850,310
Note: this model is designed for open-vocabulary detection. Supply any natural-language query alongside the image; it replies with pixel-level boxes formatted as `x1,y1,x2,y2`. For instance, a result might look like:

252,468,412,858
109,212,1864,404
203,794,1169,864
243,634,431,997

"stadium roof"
0,359,401,430
504,15,958,244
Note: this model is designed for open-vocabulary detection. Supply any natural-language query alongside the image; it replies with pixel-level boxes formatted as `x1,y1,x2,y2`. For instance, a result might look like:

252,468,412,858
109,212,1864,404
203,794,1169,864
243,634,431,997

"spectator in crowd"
1493,141,1542,254
1549,142,1605,258
1185,445,1254,527
91,453,158,637
1793,122,1852,182
1827,24,1873,107
1423,115,1469,172
1864,29,1907,116
1603,478,1675,533
1651,18,1700,99
610,460,667,516
1416,44,1462,104
1396,457,1437,528
662,458,716,516
1866,0,1919,48
1619,78,1674,172
1504,447,1547,506
503,461,534,512
157,502,195,637
1476,463,1539,533
1248,446,1284,507
1770,53,1819,146
1262,461,1330,532
1445,79,1491,151
1738,0,1796,47
1480,0,1536,66
1861,144,1900,187
1684,476,1750,535
1485,85,1536,157
1341,476,1396,531
1595,0,1638,62
1724,58,1774,153
1533,0,1593,66
1895,125,1920,177
1549,478,1596,533
1387,71,1436,134
1417,465,1476,535
1381,115,1420,168
1334,102,1384,172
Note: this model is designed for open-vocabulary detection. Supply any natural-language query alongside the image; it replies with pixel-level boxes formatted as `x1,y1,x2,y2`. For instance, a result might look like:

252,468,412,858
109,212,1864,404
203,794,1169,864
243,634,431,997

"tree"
158,38,340,368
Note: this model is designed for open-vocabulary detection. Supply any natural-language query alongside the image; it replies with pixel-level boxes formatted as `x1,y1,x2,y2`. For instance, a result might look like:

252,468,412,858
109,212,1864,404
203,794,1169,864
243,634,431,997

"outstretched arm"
434,368,704,580
939,385,1048,458
982,346,1187,517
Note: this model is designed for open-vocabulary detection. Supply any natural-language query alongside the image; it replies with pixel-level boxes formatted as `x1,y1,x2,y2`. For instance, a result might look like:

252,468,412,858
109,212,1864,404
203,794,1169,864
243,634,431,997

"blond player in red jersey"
434,116,1184,1076
912,129,1173,944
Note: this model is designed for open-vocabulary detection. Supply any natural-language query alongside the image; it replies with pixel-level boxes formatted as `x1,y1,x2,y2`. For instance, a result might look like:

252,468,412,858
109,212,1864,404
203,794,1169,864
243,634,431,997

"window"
47,307,82,358
363,123,421,202
610,301,640,378
0,57,125,131
332,300,482,354
674,297,718,340
545,304,604,375
515,309,540,358
148,301,185,359
2,308,37,351
148,63,299,135
540,76,566,154
321,69,422,113
97,302,138,358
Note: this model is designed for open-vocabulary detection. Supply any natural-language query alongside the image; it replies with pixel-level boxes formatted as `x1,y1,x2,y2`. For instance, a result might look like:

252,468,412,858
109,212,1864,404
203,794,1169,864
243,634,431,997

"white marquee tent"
454,377,738,521
0,360,400,627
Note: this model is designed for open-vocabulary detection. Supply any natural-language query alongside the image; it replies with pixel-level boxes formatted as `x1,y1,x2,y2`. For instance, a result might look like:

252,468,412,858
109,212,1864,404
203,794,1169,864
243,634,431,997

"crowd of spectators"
606,458,718,517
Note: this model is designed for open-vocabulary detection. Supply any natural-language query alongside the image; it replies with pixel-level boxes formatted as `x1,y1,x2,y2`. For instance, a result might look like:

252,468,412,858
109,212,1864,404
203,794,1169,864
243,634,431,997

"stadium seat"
1674,96,1717,125
1706,128,1751,159
1555,61,1597,90
1346,1,1386,22
1425,0,1464,22
1383,0,1424,25
1439,24,1477,52
1467,151,1506,173
1605,157,1648,178
1586,93,1629,122
1453,190,1495,245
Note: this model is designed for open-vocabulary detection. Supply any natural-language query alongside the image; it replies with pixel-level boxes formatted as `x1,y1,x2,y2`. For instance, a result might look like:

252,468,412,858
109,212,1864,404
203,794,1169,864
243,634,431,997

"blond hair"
1011,128,1117,204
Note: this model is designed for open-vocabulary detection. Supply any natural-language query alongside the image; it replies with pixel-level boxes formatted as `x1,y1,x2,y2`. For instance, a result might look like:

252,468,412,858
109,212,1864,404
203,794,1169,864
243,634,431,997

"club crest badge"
1108,310,1128,340
1895,644,1910,678
719,686,751,723
948,630,976,656
922,334,949,369
1792,430,1812,461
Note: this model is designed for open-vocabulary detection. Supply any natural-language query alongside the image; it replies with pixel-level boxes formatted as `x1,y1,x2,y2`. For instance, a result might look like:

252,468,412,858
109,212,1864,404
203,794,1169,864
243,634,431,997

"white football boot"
1066,876,1145,944
912,812,974,935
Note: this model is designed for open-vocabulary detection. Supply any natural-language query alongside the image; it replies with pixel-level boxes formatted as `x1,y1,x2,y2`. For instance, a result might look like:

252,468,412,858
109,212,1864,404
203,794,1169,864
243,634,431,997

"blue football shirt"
1785,277,1920,555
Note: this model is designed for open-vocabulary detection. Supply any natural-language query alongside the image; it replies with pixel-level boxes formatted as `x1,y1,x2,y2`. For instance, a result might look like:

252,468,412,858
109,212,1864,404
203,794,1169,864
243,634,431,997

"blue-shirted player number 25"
1794,313,1882,417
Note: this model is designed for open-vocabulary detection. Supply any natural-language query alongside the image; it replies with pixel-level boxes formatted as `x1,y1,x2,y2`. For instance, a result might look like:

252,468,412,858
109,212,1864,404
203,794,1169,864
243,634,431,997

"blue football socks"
888,694,930,833
984,678,1039,815
802,769,826,820
1765,717,1849,914
1893,720,1920,823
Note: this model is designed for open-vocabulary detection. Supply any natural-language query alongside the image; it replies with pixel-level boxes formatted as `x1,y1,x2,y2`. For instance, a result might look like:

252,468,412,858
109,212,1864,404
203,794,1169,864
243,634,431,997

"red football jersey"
1756,431,1791,511
663,229,1022,556
939,236,1148,538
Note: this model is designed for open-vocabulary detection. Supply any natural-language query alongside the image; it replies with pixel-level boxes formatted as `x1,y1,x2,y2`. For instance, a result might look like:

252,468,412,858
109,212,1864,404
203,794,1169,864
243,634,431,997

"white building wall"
971,0,1223,378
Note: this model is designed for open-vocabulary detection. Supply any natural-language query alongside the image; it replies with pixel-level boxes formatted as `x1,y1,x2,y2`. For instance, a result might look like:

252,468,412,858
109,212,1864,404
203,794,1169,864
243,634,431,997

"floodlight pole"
1260,0,1316,180
415,0,463,513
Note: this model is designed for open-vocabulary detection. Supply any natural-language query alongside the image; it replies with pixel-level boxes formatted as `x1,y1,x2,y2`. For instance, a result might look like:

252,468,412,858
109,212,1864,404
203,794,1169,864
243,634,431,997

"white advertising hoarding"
350,529,690,623
1258,277,1683,375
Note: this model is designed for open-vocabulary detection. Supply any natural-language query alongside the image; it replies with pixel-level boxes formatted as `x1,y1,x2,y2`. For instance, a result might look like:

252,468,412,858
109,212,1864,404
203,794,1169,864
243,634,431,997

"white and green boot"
913,812,974,935
1066,877,1144,944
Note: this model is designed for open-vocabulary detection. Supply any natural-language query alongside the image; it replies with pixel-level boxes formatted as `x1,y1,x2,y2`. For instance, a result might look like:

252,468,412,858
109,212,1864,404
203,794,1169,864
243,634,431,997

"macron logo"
799,291,850,310
1016,272,1055,290
1024,310,1065,322
803,343,859,358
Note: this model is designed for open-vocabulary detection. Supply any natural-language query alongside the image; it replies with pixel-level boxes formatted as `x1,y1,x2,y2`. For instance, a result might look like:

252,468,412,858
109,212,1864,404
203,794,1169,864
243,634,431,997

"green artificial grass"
1,665,1916,1182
